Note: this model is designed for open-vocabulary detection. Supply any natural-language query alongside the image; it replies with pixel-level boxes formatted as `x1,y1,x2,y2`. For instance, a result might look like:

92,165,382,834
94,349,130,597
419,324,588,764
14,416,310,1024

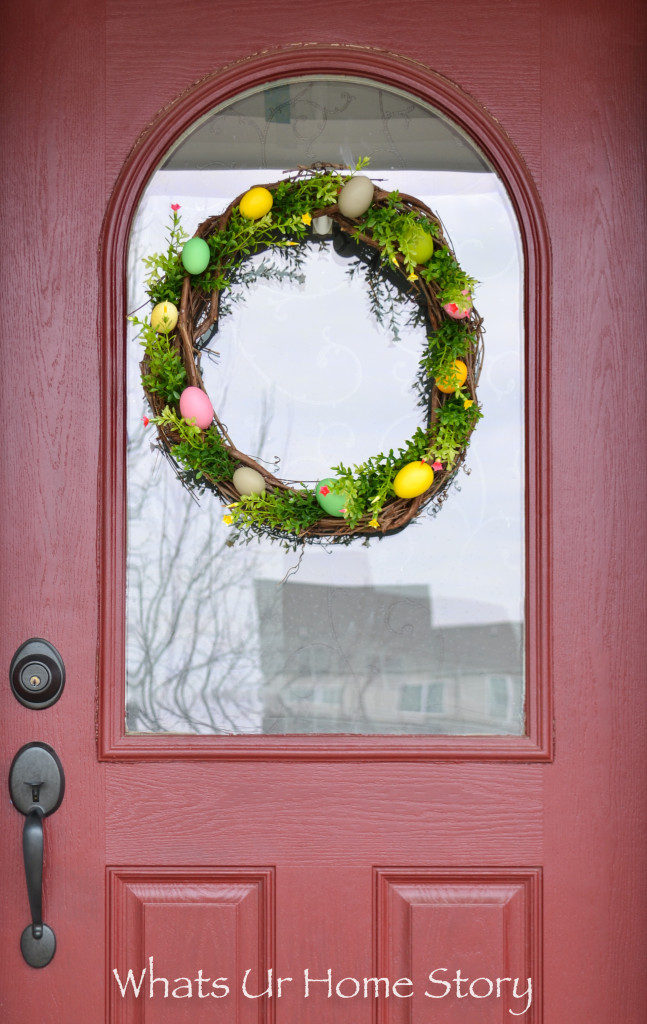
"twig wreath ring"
133,162,484,547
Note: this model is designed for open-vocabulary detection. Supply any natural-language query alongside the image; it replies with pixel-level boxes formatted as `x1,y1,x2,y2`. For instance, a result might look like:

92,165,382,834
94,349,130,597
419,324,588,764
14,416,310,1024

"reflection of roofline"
254,579,523,676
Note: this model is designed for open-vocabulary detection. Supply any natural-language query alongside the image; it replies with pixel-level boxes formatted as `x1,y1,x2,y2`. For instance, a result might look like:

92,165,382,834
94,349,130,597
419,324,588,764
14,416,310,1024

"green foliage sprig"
227,488,323,537
420,245,477,306
134,319,187,402
143,207,188,305
152,407,235,482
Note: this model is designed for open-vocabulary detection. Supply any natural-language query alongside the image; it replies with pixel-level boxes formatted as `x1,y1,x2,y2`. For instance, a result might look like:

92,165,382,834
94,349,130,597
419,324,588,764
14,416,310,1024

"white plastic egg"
233,466,266,496
337,175,374,219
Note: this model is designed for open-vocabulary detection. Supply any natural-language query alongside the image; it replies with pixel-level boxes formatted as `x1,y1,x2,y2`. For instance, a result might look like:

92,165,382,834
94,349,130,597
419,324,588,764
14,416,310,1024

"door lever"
9,743,65,967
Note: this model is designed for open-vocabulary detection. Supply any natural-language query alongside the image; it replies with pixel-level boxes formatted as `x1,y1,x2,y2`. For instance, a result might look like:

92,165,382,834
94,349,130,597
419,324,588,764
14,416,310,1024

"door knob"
9,743,65,967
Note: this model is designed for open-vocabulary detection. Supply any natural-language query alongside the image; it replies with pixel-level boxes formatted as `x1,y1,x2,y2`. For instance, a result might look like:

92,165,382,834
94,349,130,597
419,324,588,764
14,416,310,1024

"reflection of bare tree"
126,423,264,734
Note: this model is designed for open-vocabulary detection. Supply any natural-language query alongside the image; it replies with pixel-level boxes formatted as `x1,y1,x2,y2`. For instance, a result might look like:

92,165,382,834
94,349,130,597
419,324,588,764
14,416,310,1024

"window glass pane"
126,77,524,736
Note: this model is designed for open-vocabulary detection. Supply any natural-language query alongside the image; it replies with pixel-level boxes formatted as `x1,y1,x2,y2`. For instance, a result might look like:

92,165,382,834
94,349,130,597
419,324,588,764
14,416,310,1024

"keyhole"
29,675,41,688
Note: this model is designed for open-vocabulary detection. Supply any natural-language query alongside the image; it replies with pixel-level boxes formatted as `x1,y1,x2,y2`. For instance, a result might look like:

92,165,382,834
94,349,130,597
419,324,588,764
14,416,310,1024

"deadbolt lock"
10,639,65,709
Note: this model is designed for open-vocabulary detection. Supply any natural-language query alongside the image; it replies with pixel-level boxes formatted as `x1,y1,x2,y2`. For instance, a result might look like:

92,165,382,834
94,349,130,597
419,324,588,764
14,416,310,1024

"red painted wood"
109,868,274,1023
99,44,552,763
377,870,541,1022
0,1,107,1022
0,2,645,1023
539,2,647,1020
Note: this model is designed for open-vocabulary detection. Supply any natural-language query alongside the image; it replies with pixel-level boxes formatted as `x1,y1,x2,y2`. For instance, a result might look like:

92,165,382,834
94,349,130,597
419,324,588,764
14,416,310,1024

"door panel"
109,868,274,1023
1,3,645,1024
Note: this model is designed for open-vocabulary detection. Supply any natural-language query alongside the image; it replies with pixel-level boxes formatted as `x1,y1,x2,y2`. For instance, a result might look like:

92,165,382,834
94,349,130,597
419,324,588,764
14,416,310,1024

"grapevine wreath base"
136,163,484,546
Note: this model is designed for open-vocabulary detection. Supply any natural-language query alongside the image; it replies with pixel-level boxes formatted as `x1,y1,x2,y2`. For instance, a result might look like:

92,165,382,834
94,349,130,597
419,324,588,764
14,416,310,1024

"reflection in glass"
126,78,524,736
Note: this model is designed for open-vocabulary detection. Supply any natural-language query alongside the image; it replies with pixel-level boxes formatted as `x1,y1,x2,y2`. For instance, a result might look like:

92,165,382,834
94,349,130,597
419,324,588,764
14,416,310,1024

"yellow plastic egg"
393,461,434,499
150,301,179,333
239,187,273,220
436,359,468,394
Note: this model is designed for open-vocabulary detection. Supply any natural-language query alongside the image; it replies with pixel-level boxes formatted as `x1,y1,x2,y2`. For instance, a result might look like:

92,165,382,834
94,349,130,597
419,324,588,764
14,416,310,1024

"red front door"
1,4,645,1023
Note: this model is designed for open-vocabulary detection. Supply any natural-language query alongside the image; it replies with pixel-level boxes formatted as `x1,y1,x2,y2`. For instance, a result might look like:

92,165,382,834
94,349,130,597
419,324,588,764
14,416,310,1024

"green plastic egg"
393,461,434,499
181,237,210,275
315,478,349,517
401,223,434,265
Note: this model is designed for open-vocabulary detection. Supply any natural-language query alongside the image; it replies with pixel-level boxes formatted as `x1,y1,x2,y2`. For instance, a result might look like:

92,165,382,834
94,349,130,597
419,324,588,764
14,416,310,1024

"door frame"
99,44,552,762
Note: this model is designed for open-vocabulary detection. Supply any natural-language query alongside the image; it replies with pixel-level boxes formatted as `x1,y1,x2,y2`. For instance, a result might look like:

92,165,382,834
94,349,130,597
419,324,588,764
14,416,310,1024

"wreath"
132,161,483,546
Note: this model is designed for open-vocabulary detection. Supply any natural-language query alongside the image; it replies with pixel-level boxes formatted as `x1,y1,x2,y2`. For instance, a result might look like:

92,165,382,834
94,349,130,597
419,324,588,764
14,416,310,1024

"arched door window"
124,75,525,738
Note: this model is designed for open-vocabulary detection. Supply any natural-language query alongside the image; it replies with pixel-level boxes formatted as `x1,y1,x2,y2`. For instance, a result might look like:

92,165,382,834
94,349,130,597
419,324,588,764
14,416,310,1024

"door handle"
9,743,65,967
24,808,45,940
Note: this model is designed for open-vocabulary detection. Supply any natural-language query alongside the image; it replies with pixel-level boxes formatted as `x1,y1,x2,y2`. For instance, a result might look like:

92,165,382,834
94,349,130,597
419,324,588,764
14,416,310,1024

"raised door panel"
377,869,541,1022
109,868,274,1023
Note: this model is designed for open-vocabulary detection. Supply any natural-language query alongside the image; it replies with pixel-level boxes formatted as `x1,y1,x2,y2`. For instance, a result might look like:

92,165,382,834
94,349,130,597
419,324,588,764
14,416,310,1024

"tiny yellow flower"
463,398,474,409
286,241,298,246
369,518,380,529
227,502,239,509
391,255,398,265
301,212,312,226
407,272,419,282
223,515,234,525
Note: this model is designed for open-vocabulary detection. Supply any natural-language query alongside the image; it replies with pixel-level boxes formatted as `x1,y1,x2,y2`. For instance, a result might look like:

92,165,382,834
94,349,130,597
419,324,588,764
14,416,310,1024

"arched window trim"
99,44,551,762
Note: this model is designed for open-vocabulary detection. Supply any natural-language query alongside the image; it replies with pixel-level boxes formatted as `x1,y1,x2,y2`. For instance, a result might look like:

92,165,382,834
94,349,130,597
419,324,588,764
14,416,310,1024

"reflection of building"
255,581,524,735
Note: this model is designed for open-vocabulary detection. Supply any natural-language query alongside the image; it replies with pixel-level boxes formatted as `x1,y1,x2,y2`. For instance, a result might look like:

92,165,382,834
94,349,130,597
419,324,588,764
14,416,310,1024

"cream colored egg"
233,466,266,496
337,175,374,219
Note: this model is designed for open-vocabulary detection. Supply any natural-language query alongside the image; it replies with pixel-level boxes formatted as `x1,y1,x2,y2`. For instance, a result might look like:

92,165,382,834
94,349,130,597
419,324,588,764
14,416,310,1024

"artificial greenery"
133,161,483,545
136,322,187,401
144,206,188,304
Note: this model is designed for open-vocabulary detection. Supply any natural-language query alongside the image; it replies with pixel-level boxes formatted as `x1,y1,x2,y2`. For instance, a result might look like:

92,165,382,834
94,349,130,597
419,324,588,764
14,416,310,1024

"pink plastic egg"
443,289,472,319
179,386,214,429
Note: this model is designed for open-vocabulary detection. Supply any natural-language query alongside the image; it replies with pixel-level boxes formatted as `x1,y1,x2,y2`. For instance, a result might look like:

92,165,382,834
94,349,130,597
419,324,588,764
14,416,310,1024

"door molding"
99,44,552,762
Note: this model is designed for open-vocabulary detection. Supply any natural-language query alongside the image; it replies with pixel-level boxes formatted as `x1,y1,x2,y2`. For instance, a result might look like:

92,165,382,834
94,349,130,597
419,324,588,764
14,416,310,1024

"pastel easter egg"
315,478,349,518
150,301,179,333
179,386,214,429
239,187,273,220
337,175,374,219
181,237,210,275
443,289,472,319
393,461,434,499
233,466,266,496
435,359,468,394
401,223,435,265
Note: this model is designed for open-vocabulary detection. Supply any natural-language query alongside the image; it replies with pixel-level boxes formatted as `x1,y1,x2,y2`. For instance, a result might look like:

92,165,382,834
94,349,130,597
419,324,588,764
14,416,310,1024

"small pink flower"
143,416,150,427
432,460,443,471
171,203,181,211
320,485,330,496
